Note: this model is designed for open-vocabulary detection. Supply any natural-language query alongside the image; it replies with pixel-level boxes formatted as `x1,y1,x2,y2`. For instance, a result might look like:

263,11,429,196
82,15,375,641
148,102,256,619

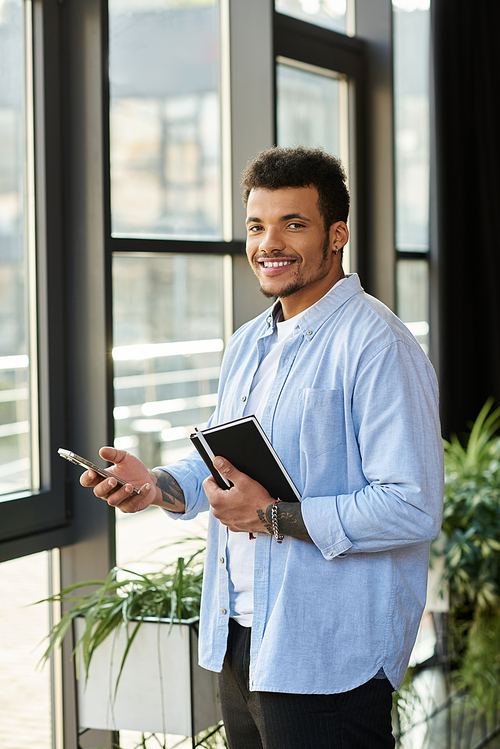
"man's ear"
329,221,349,251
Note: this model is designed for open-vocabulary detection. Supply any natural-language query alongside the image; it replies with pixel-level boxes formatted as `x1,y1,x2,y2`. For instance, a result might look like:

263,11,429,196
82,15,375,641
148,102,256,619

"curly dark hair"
241,146,350,230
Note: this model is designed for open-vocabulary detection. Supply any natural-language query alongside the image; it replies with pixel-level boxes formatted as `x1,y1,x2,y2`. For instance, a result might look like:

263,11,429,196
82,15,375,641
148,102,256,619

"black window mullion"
108,236,246,256
274,11,364,77
396,250,430,261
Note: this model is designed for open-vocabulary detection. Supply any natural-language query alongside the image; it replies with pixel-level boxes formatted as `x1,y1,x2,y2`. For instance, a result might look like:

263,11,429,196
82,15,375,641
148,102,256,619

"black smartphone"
58,448,141,494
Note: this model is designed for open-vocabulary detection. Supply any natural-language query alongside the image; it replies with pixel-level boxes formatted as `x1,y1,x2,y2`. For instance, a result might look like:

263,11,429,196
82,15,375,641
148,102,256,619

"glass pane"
396,258,429,354
276,58,351,269
0,0,35,497
113,254,226,569
108,0,223,240
277,59,343,155
393,0,430,251
275,0,350,34
0,551,52,748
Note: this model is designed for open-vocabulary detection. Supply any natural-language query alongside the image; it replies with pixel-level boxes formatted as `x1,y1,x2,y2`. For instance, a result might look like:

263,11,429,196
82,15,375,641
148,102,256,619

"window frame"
102,1,246,258
392,2,432,359
273,11,367,277
0,0,71,560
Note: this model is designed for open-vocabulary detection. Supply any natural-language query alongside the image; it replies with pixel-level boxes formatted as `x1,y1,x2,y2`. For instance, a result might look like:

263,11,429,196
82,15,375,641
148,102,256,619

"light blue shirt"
163,274,444,693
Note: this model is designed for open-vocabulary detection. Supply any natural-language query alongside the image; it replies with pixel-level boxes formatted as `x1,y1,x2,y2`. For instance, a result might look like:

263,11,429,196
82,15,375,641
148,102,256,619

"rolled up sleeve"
300,341,444,556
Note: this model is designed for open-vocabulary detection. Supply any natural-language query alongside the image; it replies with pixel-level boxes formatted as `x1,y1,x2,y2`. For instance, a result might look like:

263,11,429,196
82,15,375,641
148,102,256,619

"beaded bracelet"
271,500,284,543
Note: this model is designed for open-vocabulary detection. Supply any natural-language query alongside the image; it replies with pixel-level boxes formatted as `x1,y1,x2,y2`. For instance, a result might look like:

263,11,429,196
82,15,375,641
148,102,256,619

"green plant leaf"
35,542,207,694
435,398,500,717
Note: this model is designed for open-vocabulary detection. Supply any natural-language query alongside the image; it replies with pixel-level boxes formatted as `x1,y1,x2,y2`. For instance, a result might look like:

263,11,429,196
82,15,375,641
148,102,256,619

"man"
82,146,444,749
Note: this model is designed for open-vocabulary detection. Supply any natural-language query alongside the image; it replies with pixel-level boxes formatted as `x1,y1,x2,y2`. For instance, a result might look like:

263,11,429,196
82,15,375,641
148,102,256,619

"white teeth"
262,260,292,268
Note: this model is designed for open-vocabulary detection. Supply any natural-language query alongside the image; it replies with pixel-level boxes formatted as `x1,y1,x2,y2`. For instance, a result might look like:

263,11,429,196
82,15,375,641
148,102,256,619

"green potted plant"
38,549,222,740
393,401,500,746
437,397,500,721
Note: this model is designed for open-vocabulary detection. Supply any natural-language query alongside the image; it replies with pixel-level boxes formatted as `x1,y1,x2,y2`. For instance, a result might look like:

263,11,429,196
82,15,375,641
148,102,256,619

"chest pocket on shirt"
299,389,345,457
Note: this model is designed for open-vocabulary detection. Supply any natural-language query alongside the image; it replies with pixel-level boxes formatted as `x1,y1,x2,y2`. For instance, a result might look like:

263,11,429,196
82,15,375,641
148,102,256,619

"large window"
0,0,36,498
393,0,430,353
274,10,362,273
108,0,233,572
0,0,68,546
276,56,351,269
108,0,223,240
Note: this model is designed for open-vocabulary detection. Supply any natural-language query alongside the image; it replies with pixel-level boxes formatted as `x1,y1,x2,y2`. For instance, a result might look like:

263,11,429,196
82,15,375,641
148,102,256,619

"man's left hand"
203,457,274,535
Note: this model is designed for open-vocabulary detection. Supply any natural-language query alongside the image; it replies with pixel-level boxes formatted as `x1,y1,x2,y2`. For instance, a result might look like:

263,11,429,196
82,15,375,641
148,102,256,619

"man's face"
245,186,346,317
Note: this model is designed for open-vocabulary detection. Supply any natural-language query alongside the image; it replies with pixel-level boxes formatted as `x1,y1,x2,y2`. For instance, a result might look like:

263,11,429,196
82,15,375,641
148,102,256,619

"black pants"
219,619,395,749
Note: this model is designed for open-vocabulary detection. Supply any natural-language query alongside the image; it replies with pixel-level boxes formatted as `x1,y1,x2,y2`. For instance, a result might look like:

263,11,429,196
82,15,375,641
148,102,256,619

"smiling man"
245,185,347,315
81,146,444,749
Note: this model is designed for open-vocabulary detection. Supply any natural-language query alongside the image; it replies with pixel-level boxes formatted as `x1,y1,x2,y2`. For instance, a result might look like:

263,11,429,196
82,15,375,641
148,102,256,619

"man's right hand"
80,446,186,514
79,446,158,513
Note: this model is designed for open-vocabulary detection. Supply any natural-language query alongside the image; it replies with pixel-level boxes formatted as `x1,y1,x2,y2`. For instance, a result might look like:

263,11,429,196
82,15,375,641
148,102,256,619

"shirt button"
219,557,225,563
221,608,227,615
328,550,333,556
241,395,247,402
267,316,272,324
307,330,313,336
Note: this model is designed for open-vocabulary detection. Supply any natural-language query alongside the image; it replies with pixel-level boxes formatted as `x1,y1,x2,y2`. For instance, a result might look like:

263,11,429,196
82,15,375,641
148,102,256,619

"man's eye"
248,225,263,232
288,222,304,229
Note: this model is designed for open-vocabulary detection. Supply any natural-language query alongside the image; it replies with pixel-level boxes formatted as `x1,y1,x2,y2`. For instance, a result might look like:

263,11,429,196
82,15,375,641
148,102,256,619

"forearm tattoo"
152,469,185,509
257,508,273,536
263,502,312,542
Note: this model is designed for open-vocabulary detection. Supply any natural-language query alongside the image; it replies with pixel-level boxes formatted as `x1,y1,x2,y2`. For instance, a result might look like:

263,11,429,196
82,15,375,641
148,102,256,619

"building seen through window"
109,0,223,240
109,0,228,589
277,58,344,157
112,254,226,471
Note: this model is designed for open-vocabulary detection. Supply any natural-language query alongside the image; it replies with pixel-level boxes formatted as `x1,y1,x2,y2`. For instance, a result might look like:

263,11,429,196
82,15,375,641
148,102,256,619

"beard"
258,233,331,299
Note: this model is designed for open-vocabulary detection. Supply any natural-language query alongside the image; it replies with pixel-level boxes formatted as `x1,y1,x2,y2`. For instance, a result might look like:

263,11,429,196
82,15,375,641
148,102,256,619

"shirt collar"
265,274,363,339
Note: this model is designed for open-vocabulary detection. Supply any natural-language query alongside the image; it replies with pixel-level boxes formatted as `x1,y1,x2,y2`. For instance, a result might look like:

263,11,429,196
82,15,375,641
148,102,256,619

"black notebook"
190,415,301,503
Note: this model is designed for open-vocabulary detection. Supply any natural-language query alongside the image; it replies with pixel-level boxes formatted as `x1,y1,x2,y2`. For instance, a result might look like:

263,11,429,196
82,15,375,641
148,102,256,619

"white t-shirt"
227,280,348,626
227,310,306,626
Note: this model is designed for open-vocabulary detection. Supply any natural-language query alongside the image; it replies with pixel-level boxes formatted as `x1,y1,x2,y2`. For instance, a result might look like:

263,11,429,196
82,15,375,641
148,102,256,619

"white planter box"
74,617,221,737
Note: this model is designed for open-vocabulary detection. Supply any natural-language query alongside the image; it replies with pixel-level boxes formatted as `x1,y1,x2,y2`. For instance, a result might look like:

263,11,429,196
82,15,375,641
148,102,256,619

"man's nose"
259,227,285,253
